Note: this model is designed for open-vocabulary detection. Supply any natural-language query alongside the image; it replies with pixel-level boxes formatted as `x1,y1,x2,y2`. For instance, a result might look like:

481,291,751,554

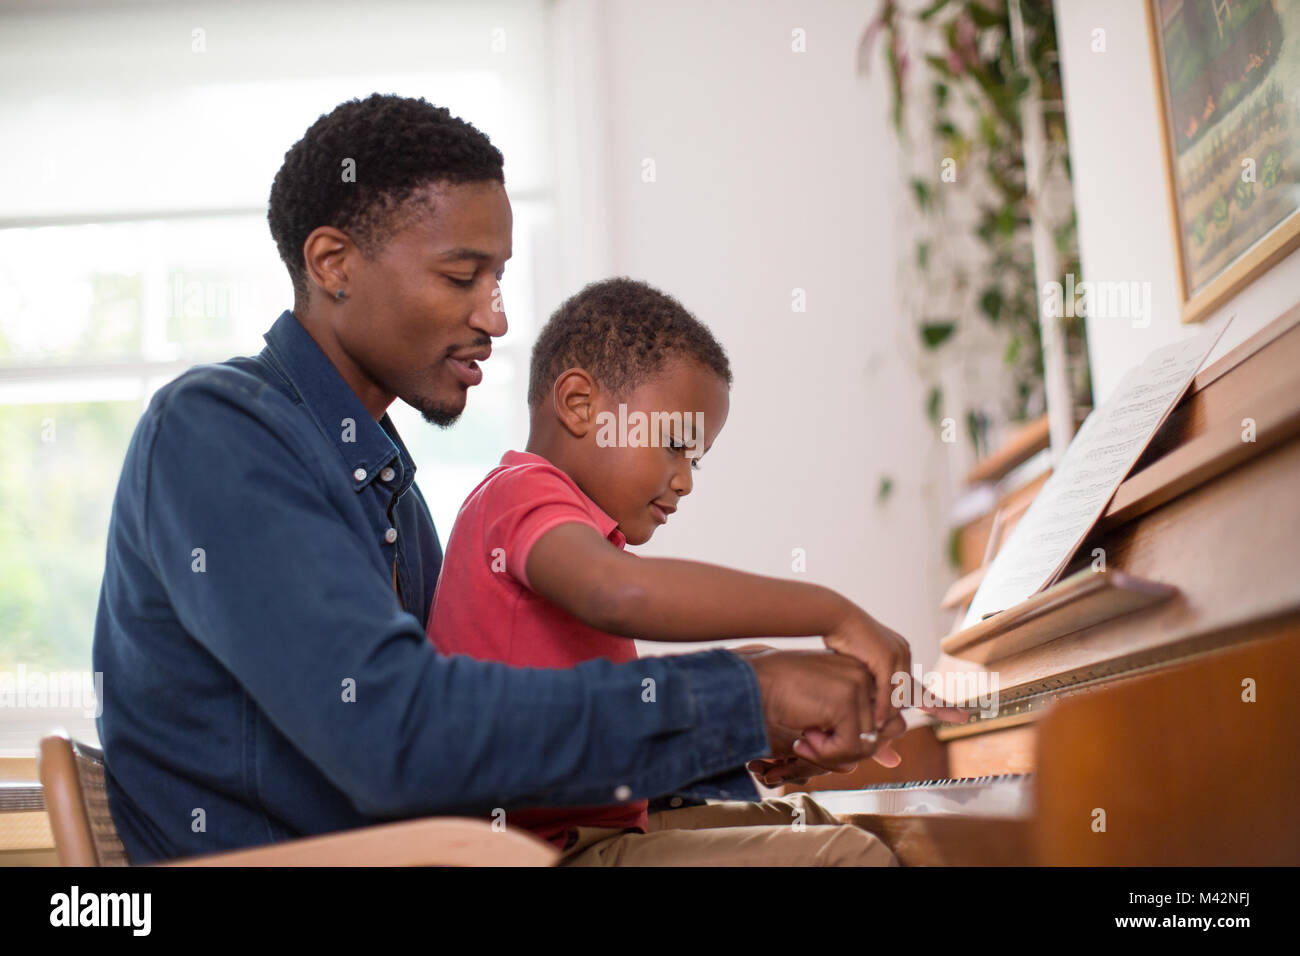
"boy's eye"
666,438,702,470
447,275,475,288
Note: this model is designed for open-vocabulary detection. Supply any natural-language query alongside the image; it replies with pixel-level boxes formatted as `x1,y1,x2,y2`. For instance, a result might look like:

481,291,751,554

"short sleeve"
481,464,609,591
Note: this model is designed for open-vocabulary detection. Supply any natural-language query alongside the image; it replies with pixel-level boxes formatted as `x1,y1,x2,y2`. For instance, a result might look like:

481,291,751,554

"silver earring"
335,289,347,301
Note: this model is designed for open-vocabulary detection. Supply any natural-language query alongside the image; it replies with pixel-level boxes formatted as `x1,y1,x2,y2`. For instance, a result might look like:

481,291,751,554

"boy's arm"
525,522,910,729
527,523,848,641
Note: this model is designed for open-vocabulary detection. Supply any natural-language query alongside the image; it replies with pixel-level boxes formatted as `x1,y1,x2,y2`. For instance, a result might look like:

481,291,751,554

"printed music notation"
961,321,1230,627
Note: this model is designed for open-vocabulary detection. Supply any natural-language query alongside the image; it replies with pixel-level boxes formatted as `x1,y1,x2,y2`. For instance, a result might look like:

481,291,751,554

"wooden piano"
793,306,1300,865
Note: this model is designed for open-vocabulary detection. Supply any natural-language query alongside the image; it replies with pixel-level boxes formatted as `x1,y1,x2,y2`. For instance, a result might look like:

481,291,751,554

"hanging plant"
861,0,1091,453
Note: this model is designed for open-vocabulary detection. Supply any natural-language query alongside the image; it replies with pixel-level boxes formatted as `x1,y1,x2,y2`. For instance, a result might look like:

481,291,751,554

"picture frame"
1147,0,1300,323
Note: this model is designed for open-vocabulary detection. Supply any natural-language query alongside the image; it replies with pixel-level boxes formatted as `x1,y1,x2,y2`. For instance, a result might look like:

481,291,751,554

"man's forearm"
350,647,769,817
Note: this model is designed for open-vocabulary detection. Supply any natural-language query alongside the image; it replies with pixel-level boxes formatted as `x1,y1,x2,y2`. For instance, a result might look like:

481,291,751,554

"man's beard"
413,395,465,429
409,391,464,428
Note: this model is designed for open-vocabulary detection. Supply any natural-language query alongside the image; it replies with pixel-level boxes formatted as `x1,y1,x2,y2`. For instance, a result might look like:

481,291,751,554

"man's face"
332,180,513,426
580,359,730,546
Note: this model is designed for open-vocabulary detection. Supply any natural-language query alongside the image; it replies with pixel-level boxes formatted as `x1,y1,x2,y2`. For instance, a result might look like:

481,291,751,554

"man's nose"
469,281,508,338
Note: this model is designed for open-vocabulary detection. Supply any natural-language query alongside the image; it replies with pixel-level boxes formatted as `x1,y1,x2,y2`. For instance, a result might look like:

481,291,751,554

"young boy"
426,277,929,865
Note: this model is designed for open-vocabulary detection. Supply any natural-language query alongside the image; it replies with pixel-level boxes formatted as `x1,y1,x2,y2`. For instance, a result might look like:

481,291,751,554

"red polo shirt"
426,450,648,846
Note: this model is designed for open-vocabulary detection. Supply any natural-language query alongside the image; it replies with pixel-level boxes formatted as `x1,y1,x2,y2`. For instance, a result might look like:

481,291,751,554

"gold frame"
1146,0,1300,324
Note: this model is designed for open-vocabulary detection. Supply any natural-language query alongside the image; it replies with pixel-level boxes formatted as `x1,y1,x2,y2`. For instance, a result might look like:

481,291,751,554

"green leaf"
979,286,1003,323
927,386,943,425
1004,334,1021,366
918,0,954,21
877,476,894,503
925,53,956,78
966,2,1006,30
910,177,932,210
966,410,984,456
917,241,930,271
996,203,1017,235
935,119,958,140
920,322,956,348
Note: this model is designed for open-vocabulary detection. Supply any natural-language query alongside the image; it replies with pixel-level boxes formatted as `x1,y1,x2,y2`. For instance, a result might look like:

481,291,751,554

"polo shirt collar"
262,310,416,495
500,450,626,547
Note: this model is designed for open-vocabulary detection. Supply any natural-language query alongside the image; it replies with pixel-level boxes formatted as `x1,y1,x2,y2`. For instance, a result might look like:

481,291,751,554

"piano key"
807,774,1033,819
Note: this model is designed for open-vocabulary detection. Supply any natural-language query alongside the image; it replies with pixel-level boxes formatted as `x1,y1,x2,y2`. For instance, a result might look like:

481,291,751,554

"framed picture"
1148,0,1300,323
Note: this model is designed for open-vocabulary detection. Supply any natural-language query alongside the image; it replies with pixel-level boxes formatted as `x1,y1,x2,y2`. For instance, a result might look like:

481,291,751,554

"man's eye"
690,458,702,472
447,275,475,288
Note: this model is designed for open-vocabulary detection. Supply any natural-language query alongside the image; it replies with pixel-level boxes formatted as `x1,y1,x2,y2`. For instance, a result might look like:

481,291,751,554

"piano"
794,304,1300,865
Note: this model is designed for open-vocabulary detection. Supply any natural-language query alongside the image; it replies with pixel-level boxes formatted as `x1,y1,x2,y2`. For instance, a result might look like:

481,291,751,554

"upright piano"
796,306,1300,865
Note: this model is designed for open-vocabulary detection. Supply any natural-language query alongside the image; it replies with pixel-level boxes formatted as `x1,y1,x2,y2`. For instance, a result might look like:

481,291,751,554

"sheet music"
961,321,1230,628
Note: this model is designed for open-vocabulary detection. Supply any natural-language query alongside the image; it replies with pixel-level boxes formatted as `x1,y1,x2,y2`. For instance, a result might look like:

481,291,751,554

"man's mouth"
445,348,490,387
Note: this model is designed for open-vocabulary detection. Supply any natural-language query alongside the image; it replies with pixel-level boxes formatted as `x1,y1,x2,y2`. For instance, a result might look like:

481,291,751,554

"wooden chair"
37,733,558,867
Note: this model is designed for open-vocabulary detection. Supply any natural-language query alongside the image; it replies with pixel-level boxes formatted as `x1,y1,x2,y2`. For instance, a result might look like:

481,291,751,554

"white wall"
552,0,960,666
1055,0,1300,402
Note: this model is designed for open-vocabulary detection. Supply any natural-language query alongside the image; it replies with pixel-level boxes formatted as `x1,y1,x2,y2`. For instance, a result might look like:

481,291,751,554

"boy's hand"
892,670,972,725
822,608,911,733
747,734,903,786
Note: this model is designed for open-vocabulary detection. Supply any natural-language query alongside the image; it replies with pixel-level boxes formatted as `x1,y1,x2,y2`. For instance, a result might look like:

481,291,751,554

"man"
93,94,923,864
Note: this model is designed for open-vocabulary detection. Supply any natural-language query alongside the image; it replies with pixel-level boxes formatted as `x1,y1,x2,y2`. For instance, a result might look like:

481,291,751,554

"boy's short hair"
268,94,505,294
527,278,732,407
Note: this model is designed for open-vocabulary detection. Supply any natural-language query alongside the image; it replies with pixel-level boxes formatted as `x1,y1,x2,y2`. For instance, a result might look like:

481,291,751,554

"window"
0,1,553,754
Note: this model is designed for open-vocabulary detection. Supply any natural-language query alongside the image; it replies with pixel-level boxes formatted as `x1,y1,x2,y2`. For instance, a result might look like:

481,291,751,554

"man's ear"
302,226,354,300
552,368,597,438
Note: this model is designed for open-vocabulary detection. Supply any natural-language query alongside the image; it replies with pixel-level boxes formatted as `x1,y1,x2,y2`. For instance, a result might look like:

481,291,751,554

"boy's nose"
670,464,693,496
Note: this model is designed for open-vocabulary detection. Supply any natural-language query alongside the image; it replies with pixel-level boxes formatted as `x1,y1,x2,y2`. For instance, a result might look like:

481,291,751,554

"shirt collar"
500,450,626,547
262,310,416,495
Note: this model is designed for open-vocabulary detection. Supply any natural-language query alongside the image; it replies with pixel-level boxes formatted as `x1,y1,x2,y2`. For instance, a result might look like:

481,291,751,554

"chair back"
38,733,129,866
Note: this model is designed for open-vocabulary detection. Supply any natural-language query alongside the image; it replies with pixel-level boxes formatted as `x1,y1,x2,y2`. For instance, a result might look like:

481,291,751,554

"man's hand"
737,646,904,767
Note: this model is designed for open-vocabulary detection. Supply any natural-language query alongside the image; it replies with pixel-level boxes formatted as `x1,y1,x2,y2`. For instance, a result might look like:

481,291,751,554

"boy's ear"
552,368,597,438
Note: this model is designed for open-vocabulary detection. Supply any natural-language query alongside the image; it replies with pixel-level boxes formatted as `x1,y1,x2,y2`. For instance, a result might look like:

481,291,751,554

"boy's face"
583,358,730,546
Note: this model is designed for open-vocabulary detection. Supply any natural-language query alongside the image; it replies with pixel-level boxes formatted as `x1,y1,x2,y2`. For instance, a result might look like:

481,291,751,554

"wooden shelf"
964,416,1050,486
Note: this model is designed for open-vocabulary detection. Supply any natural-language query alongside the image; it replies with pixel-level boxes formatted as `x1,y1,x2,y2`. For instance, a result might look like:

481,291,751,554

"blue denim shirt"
93,310,767,863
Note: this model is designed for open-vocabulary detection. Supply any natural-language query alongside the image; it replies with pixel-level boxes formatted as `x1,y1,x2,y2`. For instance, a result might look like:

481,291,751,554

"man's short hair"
268,93,505,294
527,278,732,408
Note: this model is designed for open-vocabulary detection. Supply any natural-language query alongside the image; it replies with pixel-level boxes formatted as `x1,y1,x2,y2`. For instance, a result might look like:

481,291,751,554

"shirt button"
669,796,683,808
379,466,396,483
384,528,398,544
614,785,632,802
353,467,367,482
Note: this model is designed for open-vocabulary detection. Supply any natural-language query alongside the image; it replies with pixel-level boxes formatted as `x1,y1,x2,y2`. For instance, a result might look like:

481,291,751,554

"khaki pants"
557,793,897,867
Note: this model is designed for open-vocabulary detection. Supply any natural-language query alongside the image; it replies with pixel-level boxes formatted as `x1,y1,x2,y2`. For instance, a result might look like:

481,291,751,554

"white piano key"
807,774,1033,819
